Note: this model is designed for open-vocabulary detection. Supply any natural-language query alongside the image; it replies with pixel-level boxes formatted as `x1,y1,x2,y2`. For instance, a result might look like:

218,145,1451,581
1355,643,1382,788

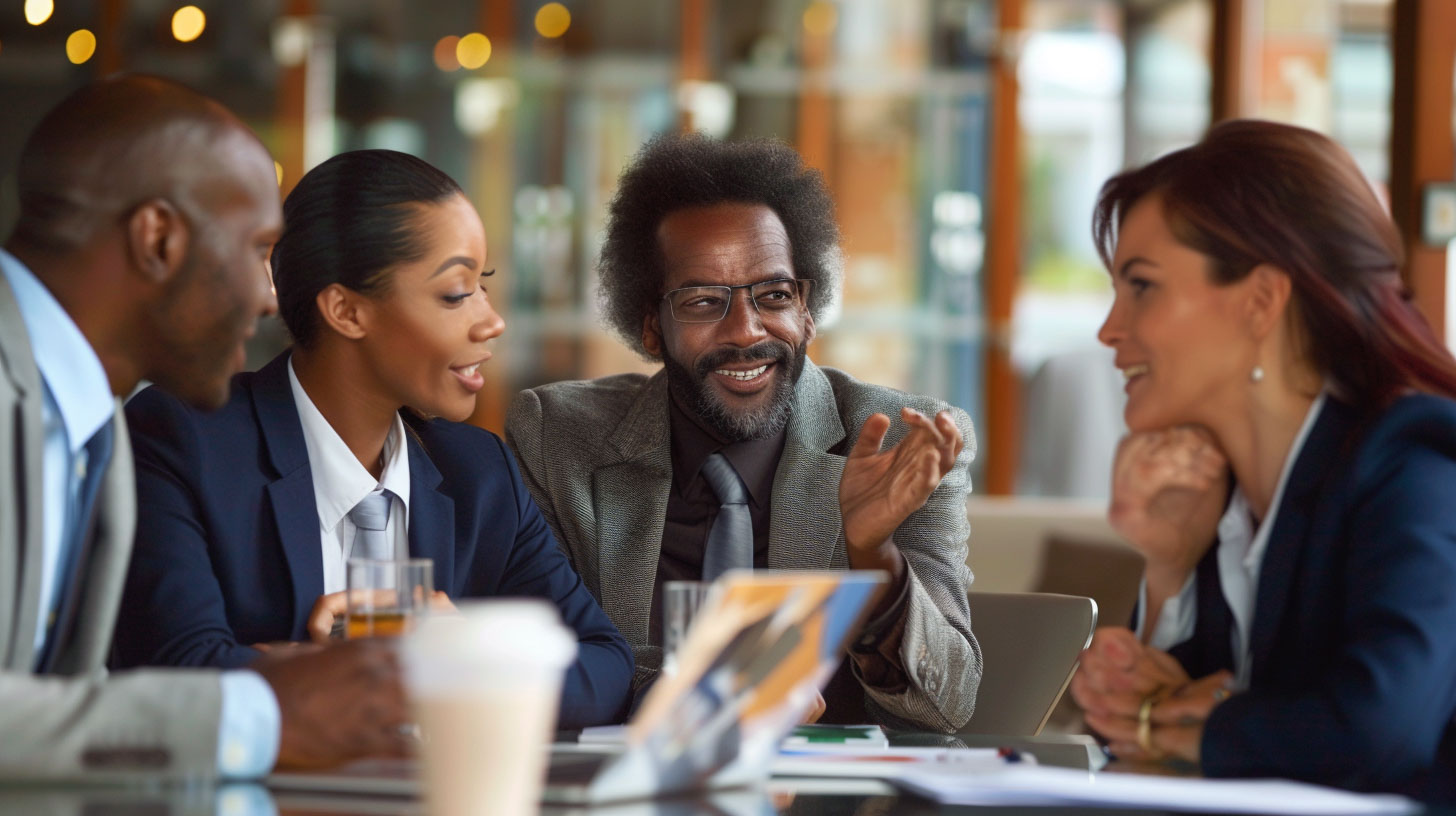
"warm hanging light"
535,3,571,39
802,1,837,38
433,35,462,71
66,29,96,64
24,0,54,26
172,6,206,43
456,32,491,70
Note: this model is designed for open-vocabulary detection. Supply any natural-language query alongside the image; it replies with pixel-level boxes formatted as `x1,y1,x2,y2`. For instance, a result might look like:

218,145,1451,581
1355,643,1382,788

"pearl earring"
1250,366,1265,383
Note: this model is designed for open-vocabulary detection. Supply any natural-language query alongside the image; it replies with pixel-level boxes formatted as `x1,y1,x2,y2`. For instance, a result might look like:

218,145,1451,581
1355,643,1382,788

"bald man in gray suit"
0,75,409,780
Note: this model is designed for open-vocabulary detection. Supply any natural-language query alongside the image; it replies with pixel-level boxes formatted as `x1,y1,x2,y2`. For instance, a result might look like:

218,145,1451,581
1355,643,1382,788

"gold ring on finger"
1136,695,1156,753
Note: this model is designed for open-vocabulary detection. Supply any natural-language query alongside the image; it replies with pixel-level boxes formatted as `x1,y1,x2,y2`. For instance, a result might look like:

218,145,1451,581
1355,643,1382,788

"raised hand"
1110,427,1229,607
839,407,963,556
252,639,413,769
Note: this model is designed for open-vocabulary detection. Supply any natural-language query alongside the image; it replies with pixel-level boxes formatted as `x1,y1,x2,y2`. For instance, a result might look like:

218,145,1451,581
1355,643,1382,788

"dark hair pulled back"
270,149,462,348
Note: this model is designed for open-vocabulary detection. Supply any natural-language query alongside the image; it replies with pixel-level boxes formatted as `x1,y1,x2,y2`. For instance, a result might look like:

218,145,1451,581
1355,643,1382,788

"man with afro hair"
508,134,981,733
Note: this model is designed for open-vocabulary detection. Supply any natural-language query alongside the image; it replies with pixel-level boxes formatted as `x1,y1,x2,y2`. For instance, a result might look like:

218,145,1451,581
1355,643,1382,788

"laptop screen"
611,570,888,796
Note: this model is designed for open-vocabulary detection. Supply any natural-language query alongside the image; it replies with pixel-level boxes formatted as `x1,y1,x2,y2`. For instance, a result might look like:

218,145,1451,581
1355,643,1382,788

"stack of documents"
894,765,1420,815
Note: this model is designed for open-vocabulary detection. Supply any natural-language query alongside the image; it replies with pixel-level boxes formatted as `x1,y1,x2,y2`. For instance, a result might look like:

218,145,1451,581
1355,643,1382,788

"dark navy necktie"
36,420,114,672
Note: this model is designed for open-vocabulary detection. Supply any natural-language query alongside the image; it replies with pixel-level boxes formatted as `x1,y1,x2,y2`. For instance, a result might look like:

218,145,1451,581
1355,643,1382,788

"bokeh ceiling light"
535,3,571,39
802,1,837,38
433,35,461,71
24,0,53,26
456,33,491,70
172,6,206,43
66,29,96,64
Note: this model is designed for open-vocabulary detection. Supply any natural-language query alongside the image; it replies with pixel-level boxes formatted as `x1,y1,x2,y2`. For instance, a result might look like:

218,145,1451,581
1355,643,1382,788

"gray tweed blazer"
507,359,983,733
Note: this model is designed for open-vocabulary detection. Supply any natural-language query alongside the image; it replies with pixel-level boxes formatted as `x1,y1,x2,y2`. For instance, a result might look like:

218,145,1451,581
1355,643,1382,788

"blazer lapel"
0,273,44,670
595,372,672,646
252,353,326,628
768,361,846,570
1249,397,1355,672
50,404,132,674
404,428,456,588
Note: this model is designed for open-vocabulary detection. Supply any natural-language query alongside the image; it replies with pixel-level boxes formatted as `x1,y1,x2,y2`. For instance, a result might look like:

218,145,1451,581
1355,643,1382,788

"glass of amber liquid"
345,558,434,639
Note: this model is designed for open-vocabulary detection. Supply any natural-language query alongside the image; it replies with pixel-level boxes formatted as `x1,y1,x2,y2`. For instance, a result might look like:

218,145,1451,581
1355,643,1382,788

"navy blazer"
114,352,633,728
1178,395,1456,799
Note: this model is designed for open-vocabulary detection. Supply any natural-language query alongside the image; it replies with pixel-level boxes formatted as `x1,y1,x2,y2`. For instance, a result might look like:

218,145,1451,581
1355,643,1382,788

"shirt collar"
1217,390,1329,569
287,357,411,533
668,392,785,507
0,249,113,454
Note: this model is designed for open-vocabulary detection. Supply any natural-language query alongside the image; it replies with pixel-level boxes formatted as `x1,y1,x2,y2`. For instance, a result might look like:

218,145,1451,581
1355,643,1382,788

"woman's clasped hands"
1072,626,1234,763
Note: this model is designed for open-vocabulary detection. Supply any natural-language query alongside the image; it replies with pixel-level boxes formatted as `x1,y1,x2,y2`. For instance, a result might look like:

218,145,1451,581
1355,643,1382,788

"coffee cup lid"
402,599,577,692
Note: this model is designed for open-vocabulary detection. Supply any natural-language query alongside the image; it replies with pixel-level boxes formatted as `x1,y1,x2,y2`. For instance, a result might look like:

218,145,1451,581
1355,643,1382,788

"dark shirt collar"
668,393,785,508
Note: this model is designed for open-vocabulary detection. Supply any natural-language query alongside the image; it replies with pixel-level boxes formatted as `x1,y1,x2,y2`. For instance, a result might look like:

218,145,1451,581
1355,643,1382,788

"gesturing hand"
253,638,413,769
839,407,963,555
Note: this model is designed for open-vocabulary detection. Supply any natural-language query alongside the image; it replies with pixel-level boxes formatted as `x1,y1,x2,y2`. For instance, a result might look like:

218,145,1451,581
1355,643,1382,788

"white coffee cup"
401,600,576,816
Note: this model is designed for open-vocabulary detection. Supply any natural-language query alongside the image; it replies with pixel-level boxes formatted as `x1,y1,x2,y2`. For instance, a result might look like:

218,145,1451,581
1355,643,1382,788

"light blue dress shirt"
1,249,281,778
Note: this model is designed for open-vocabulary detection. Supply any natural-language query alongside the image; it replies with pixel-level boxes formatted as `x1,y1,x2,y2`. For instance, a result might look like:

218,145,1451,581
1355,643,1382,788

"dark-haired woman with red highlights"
1068,119,1456,799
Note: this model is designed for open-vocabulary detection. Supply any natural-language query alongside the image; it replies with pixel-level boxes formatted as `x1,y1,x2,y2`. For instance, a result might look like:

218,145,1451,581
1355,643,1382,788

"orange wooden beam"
274,0,313,198
96,0,126,76
1390,0,1456,339
983,0,1023,495
1210,0,1259,121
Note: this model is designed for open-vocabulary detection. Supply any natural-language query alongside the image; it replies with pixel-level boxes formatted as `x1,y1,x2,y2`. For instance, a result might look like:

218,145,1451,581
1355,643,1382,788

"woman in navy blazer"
116,150,633,729
1068,120,1456,799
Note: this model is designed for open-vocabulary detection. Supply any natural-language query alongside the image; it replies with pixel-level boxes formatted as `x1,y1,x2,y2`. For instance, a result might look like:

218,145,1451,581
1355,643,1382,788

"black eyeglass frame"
660,277,814,324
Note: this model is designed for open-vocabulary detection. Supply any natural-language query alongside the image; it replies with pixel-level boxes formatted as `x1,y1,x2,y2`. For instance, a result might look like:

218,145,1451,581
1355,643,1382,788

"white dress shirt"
286,359,411,594
1,249,280,778
1139,393,1327,689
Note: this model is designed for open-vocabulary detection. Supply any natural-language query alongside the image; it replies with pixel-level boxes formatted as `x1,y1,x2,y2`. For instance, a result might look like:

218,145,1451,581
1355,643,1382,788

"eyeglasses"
662,278,813,324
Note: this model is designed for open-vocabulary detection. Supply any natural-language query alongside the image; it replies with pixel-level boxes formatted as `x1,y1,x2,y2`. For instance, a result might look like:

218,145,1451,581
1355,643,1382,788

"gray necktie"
348,490,393,561
700,453,752,581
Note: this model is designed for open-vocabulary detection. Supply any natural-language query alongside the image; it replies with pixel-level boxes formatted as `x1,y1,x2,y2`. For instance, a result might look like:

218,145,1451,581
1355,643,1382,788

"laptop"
269,569,887,805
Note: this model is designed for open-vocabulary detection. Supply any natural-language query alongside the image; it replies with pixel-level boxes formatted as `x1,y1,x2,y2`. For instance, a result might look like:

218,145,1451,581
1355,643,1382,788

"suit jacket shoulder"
0,273,221,782
816,366,978,460
511,374,655,444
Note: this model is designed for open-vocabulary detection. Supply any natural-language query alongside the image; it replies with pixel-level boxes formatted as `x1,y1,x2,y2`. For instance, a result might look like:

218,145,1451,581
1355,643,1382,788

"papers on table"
894,764,1421,815
773,745,1015,779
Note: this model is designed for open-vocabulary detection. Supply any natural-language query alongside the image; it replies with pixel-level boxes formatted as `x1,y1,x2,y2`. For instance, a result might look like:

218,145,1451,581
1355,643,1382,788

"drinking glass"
345,557,433,639
661,580,712,676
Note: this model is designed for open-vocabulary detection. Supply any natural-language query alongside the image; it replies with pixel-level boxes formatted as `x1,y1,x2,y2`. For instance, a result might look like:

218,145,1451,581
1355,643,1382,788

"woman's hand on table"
1073,627,1189,707
800,691,827,724
1071,631,1233,764
1085,670,1234,763
306,589,459,643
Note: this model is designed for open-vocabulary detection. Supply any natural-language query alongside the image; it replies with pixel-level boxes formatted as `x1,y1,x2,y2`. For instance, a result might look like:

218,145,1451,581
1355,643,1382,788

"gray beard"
662,340,806,442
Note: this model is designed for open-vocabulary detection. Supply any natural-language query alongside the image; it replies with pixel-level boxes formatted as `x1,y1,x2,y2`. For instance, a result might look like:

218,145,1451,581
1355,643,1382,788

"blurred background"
0,0,1450,504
